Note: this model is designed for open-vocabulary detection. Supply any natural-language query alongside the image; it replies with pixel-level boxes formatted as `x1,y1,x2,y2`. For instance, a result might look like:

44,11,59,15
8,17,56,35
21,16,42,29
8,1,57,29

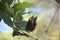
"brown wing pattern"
26,16,37,32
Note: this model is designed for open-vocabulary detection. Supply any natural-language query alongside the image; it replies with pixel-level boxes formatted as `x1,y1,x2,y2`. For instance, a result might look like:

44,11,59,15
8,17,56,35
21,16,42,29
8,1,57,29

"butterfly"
12,16,37,37
26,16,37,32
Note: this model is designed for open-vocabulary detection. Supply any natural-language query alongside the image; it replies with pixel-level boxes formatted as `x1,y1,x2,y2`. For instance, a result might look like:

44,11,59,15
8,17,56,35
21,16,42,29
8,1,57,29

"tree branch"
19,29,38,40
44,5,59,33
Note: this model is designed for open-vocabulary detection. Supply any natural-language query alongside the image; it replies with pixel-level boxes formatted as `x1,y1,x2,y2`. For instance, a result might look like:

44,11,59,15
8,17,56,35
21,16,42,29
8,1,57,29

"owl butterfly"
26,16,37,32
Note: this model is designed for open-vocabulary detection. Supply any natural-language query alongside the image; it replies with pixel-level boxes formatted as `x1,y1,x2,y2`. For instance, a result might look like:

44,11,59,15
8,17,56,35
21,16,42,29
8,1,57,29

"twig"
43,3,59,40
44,4,59,33
19,30,38,40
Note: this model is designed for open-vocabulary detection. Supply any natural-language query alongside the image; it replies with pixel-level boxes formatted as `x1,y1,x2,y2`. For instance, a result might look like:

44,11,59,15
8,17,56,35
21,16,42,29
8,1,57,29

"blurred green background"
0,0,59,40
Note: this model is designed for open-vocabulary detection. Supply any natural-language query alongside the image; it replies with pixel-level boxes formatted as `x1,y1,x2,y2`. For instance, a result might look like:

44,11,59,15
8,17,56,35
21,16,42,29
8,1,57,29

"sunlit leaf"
14,2,32,8
20,2,32,8
13,2,32,13
5,2,13,14
5,2,13,17
20,0,39,3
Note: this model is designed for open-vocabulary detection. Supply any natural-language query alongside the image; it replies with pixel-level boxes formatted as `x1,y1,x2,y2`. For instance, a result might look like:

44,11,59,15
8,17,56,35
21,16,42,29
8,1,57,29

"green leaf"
12,30,29,37
14,5,25,14
15,13,23,22
0,12,6,18
13,2,32,14
15,21,24,30
14,2,32,8
3,16,13,27
1,0,13,5
0,16,2,22
15,21,27,30
14,12,27,30
5,2,13,17
12,30,20,37
0,2,5,12
21,2,32,8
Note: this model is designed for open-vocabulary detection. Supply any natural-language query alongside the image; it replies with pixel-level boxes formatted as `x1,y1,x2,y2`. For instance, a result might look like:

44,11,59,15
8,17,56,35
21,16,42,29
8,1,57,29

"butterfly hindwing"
26,16,37,32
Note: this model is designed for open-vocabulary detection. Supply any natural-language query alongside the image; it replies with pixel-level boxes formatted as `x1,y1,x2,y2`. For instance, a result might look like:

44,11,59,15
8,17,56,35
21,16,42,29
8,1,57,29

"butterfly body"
26,16,37,32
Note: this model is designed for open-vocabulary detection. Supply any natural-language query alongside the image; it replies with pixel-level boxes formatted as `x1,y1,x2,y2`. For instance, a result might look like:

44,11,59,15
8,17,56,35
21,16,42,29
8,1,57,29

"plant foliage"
0,0,33,37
